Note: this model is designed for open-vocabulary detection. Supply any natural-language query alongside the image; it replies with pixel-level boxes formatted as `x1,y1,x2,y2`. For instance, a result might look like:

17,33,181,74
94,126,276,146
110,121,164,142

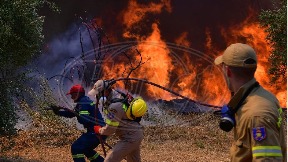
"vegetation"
0,0,286,161
259,0,287,82
0,0,58,135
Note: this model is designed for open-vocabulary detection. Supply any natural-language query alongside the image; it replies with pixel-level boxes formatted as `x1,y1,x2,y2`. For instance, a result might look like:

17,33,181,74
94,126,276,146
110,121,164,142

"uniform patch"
253,127,266,142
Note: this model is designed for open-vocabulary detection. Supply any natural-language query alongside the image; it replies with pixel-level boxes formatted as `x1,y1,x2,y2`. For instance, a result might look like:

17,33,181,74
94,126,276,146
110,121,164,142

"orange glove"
94,125,101,134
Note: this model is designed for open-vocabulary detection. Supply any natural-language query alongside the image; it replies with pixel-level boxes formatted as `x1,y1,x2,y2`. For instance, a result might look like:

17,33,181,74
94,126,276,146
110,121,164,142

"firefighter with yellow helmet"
88,79,147,162
125,97,147,120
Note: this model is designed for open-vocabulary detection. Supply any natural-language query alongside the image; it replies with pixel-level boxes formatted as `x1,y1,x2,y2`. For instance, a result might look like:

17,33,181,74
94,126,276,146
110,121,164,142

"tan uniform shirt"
229,78,286,162
98,89,144,142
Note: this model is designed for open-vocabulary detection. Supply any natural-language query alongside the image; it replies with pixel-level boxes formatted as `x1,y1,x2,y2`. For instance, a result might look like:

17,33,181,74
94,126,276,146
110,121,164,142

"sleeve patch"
253,126,266,142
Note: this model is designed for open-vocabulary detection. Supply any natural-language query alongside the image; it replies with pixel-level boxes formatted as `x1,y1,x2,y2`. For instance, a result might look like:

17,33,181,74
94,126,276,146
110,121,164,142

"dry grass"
0,112,286,162
141,113,232,162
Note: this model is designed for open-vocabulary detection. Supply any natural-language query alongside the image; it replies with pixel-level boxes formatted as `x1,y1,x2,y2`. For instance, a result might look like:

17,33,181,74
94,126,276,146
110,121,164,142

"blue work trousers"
71,132,106,162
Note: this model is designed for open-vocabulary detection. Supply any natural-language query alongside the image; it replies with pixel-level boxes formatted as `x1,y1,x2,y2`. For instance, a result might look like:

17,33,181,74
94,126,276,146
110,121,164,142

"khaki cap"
88,80,109,96
214,43,257,68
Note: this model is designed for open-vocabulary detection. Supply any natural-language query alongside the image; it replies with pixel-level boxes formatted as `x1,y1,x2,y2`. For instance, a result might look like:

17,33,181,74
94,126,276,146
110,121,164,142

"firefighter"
214,43,286,161
88,80,147,162
52,84,106,162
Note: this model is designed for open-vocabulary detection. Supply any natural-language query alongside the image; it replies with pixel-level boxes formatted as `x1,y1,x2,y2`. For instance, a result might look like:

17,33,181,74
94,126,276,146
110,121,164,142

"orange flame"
135,23,173,99
101,1,286,108
122,0,171,38
219,21,287,107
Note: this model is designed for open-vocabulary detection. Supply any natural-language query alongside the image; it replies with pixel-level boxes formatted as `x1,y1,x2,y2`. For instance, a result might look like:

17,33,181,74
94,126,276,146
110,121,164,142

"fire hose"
44,77,286,157
106,77,287,113
94,96,108,157
107,77,222,109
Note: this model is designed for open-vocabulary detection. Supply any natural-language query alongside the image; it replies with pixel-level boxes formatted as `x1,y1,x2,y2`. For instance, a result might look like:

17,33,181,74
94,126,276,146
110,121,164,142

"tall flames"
100,0,286,107
218,10,287,107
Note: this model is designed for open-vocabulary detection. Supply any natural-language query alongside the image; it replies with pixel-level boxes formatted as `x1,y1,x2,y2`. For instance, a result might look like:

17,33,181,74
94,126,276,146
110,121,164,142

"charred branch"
48,75,73,83
121,47,148,89
81,21,98,61
79,29,85,60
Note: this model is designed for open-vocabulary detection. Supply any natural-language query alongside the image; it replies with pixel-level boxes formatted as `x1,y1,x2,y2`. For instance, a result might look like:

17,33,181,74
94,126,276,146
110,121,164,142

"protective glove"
94,125,102,134
50,105,62,115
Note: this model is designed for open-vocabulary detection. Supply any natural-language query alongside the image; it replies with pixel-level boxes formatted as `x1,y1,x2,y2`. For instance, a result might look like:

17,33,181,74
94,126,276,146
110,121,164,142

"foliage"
0,73,27,135
259,0,287,82
0,0,57,135
0,86,17,135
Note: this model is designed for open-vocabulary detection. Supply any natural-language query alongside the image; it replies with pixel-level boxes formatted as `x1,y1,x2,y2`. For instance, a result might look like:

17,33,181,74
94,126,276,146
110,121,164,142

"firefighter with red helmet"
52,84,106,162
88,80,147,162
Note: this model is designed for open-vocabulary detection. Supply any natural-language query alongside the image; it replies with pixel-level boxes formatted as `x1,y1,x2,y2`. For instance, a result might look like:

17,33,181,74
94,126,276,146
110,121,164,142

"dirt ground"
0,129,231,162
1,112,285,162
0,128,231,162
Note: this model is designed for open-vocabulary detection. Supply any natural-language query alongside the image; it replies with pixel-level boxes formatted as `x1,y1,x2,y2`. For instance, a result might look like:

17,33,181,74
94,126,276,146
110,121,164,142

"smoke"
38,24,80,77
34,22,104,107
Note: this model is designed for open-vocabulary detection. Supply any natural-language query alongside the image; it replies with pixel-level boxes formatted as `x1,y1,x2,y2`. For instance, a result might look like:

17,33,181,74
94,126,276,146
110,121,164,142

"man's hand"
94,125,102,134
50,105,63,115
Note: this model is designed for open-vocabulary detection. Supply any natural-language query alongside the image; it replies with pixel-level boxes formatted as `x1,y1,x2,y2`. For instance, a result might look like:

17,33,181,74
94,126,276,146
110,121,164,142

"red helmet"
66,84,85,95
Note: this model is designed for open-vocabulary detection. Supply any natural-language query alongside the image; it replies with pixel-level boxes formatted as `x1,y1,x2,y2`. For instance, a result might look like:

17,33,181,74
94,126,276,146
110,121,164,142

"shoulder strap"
110,90,133,106
109,90,141,122
231,82,260,114
110,98,126,104
114,90,129,99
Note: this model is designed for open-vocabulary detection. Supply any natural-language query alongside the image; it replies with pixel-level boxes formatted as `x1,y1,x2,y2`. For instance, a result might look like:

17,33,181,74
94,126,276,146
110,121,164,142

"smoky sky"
40,0,274,50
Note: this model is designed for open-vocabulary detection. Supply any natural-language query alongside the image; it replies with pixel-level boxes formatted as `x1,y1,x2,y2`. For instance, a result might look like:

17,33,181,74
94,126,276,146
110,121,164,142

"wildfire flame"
218,15,287,107
122,0,171,38
100,0,286,108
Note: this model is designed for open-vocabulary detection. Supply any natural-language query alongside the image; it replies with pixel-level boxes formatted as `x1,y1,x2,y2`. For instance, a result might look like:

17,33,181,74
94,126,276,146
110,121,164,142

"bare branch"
91,20,111,54
79,28,85,60
90,22,103,60
120,47,149,89
63,57,75,74
82,22,98,61
48,75,73,83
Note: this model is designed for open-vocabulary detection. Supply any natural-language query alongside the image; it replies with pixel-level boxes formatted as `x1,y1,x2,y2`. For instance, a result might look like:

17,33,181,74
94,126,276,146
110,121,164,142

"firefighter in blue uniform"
52,84,106,162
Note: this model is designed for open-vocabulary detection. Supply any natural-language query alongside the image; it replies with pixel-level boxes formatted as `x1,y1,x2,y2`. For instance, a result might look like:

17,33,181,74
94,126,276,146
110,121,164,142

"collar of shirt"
228,78,257,109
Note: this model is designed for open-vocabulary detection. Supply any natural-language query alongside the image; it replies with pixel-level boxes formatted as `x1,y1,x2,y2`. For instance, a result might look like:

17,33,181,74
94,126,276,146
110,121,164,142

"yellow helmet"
126,97,147,120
